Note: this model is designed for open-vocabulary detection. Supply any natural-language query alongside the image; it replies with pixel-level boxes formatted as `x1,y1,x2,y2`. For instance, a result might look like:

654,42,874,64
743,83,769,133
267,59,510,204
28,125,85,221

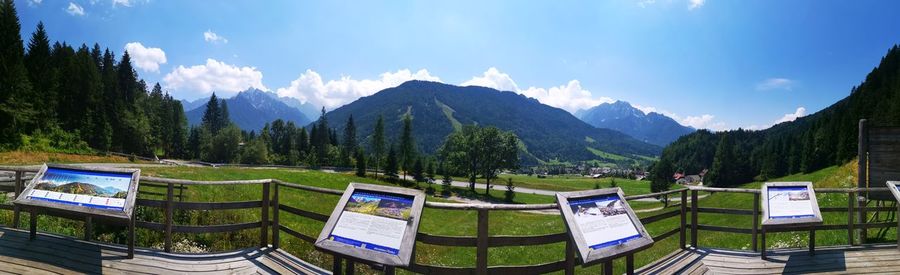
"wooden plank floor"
0,227,330,275
638,244,900,274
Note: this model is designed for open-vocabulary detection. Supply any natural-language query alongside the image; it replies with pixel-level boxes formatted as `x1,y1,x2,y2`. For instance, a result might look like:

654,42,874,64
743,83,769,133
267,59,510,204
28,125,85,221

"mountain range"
576,101,695,146
318,80,661,165
185,89,312,131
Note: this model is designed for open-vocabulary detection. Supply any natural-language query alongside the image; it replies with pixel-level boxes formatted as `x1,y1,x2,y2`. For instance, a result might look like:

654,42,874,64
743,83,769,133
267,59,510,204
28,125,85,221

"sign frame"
886,181,900,202
760,181,823,227
12,163,141,220
556,188,654,266
315,182,426,267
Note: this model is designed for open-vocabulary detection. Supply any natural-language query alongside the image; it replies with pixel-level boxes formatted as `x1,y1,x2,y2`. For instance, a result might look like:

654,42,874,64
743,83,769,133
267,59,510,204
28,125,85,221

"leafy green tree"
426,159,435,182
241,138,269,164
205,125,242,163
440,125,520,194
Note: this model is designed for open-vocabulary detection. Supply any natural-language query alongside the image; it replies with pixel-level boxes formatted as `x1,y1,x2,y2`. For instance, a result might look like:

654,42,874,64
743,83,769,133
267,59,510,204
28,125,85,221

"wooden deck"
638,244,900,274
0,227,330,275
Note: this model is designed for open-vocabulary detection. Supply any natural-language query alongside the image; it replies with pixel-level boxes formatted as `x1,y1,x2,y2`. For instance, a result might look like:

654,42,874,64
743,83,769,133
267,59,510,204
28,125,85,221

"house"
677,175,703,185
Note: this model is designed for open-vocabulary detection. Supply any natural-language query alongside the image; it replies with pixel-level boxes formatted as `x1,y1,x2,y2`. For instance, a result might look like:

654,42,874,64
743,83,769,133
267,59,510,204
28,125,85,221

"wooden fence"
0,166,898,275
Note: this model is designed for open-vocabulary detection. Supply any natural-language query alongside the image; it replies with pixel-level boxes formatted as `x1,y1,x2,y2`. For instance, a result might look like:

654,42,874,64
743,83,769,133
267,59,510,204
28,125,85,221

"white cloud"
461,67,519,92
113,0,132,7
276,69,440,110
124,42,167,73
66,2,84,16
637,0,655,8
756,78,794,91
204,30,228,44
774,107,806,124
461,67,612,113
27,0,42,6
163,59,267,98
688,0,705,10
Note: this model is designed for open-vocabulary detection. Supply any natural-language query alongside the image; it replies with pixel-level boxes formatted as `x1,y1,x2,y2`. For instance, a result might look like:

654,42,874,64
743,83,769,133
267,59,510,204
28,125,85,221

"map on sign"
25,167,133,211
766,186,815,219
328,191,413,255
568,194,642,250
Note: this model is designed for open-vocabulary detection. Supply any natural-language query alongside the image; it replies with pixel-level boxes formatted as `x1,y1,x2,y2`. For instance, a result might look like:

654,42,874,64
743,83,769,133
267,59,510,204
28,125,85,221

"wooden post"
626,254,635,275
384,266,395,275
272,182,280,249
84,216,92,241
858,119,868,243
602,260,613,275
332,255,343,275
128,216,135,259
859,195,867,244
691,189,698,248
12,171,22,229
261,181,270,248
345,259,355,275
29,208,37,240
680,189,687,249
809,228,815,255
848,192,855,246
165,182,174,252
752,193,759,252
760,226,766,260
897,202,900,250
476,209,489,275
564,239,575,275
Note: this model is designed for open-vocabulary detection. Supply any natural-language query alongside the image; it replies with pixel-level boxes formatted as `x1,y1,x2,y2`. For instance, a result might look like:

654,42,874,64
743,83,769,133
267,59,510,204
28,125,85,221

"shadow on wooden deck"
0,227,330,274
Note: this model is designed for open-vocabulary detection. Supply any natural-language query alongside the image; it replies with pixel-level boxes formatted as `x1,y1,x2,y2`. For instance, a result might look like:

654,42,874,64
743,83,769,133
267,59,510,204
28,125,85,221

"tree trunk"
485,177,491,195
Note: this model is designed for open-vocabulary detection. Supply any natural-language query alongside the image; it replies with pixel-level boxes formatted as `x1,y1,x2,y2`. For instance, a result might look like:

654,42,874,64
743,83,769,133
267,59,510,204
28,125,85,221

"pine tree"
413,157,425,185
371,115,385,177
341,115,357,167
385,145,399,182
0,0,37,145
201,93,221,134
399,114,417,179
355,148,367,177
24,21,57,126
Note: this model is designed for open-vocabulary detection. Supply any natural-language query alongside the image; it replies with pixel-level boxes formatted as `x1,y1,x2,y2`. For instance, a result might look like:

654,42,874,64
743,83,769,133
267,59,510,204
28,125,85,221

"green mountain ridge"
317,80,662,165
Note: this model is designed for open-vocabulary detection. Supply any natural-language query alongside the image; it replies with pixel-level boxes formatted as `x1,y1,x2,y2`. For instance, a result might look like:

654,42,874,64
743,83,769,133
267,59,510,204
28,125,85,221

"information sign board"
556,188,653,265
887,181,900,202
13,164,140,219
315,183,425,267
761,182,823,227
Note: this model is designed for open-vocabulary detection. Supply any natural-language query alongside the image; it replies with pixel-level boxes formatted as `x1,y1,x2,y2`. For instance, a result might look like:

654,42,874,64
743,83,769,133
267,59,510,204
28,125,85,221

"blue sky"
16,0,900,130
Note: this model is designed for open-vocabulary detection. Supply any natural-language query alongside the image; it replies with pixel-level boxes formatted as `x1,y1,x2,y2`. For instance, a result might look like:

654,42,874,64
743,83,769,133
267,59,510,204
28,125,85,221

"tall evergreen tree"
201,93,221,134
399,114,417,178
341,115,357,167
385,144,399,181
24,21,57,126
370,115,386,177
0,0,37,145
355,148,366,177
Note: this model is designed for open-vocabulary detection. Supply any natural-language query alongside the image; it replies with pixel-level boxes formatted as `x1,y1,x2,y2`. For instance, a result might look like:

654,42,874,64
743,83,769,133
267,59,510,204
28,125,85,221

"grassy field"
1,159,890,274
484,173,667,194
0,151,144,165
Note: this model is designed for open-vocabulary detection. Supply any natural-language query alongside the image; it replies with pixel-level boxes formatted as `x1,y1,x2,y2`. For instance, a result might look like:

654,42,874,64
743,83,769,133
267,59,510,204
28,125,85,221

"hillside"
319,80,661,165
577,101,695,146
652,45,900,187
186,89,311,131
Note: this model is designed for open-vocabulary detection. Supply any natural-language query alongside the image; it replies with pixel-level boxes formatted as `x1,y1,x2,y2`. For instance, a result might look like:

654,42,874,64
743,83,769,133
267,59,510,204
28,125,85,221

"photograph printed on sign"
329,191,413,255
767,186,815,219
569,194,641,250
26,167,132,211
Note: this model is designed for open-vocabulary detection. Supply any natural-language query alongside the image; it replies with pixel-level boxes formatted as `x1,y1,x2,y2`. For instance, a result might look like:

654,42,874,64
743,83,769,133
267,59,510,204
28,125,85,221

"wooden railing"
1,165,898,275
